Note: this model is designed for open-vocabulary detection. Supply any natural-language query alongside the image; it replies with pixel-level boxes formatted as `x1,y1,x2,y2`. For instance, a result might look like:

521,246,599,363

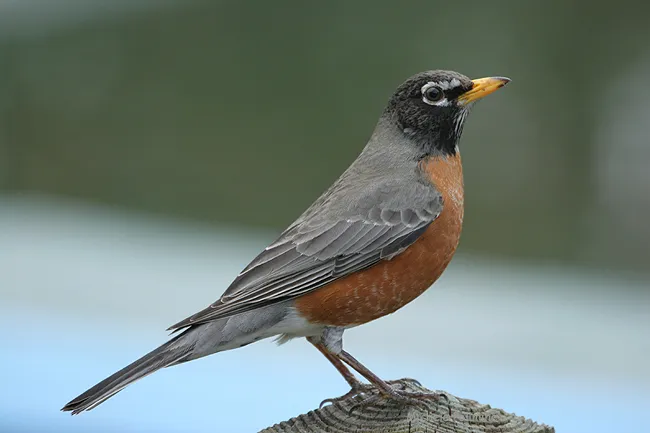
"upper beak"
458,76,510,105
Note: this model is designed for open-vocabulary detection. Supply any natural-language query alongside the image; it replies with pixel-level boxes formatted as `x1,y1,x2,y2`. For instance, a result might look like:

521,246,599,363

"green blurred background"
1,1,649,432
2,0,649,271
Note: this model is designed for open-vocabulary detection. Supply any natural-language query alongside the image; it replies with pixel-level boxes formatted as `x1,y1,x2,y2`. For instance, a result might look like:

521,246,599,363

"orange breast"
295,153,464,326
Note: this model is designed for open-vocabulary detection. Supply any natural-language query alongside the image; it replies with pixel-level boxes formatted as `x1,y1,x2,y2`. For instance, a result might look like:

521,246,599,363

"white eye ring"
421,82,448,106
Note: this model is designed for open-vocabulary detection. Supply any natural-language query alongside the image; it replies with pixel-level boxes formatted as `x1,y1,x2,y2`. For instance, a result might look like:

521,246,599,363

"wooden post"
261,379,553,433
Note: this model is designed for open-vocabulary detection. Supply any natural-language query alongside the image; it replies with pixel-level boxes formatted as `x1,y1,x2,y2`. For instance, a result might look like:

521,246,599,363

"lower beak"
458,76,510,105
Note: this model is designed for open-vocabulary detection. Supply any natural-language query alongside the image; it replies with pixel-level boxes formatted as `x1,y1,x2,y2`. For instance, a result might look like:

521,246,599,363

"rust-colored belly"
295,153,464,326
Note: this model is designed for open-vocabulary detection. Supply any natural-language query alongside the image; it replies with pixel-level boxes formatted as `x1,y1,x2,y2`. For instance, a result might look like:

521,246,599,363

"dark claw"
407,378,422,387
319,389,356,409
319,383,377,409
319,398,335,409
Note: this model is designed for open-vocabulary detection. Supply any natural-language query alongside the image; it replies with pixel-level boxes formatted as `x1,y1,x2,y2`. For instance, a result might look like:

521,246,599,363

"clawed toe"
348,389,435,413
386,377,422,388
319,391,355,409
319,383,377,408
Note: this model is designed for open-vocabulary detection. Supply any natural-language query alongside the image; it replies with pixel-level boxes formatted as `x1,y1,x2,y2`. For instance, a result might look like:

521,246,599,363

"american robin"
62,70,509,414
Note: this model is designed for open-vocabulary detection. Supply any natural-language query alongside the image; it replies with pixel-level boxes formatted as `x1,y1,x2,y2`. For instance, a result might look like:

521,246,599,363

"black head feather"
384,70,475,156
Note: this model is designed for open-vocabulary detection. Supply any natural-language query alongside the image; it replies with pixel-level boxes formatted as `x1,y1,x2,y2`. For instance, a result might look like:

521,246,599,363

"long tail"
61,332,195,415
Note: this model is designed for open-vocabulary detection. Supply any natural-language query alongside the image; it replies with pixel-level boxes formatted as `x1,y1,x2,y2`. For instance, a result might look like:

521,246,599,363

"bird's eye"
422,86,444,105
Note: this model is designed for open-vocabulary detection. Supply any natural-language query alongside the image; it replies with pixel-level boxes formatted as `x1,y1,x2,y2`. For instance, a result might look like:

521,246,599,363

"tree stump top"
261,379,554,433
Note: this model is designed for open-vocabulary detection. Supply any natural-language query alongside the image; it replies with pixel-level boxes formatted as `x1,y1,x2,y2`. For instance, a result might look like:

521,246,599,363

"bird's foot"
319,378,447,413
348,379,449,414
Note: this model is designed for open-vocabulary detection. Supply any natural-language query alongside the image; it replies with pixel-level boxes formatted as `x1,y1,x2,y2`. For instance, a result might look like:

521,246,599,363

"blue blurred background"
1,1,649,432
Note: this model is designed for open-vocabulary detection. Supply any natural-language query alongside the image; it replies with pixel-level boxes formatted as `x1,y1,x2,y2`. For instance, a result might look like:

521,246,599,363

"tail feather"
61,335,194,415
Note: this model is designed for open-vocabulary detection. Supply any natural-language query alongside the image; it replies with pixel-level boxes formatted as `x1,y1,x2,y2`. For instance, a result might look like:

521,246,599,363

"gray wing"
168,178,442,330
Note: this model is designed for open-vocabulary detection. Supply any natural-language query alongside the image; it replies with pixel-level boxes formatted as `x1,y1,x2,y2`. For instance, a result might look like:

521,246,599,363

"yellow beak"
458,76,510,105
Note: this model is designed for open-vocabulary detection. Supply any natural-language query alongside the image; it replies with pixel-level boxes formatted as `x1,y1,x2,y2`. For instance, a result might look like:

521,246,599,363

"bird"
62,70,509,415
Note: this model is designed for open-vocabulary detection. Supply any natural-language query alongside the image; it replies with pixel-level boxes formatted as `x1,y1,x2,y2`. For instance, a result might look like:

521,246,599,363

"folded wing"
168,179,443,330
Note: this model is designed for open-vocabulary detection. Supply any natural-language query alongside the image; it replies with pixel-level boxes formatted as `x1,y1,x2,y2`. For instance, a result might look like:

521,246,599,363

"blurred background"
1,0,649,432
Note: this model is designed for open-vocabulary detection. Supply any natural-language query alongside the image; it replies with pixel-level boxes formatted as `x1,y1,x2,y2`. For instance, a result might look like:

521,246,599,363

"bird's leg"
307,336,361,389
311,328,445,410
337,349,448,412
308,329,378,407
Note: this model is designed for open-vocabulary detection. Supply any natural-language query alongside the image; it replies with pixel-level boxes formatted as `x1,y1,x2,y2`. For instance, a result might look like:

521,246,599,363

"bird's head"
384,70,510,156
